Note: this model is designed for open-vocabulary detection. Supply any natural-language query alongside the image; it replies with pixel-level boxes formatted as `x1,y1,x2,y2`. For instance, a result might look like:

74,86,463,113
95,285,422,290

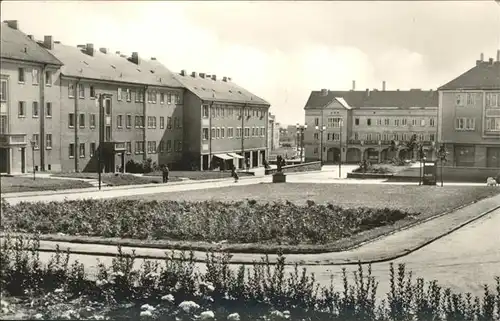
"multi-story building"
176,70,270,170
267,112,280,152
41,37,184,172
438,51,500,168
1,20,63,174
303,86,438,164
279,125,297,147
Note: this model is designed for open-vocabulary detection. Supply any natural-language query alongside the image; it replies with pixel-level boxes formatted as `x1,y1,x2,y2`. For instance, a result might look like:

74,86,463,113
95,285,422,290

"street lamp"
30,140,36,180
339,118,344,178
296,123,307,163
437,144,448,187
314,124,326,166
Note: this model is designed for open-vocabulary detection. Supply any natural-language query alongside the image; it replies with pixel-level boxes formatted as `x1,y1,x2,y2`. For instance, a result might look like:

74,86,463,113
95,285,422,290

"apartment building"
267,112,280,152
303,86,438,164
176,70,270,170
42,38,184,172
0,20,63,174
438,51,500,168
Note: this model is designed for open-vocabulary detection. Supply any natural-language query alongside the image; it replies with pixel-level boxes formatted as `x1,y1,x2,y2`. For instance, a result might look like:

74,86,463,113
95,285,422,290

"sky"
2,1,499,126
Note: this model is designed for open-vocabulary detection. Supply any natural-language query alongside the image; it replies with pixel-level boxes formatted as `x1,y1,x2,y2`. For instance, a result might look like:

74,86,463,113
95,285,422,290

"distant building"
267,112,280,152
438,51,500,168
279,125,297,147
303,86,438,164
175,70,270,170
0,21,63,174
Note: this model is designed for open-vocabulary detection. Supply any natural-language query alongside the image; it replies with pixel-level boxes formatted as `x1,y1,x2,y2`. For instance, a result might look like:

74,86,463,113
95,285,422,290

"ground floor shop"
199,148,267,171
443,143,500,168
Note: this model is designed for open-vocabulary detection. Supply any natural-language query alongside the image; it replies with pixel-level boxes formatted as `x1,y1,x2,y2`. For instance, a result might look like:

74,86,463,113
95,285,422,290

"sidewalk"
10,194,500,266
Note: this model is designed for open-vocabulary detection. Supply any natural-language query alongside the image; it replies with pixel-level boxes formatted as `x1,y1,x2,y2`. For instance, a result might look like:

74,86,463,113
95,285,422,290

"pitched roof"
173,72,270,106
438,61,500,90
46,43,182,88
0,22,62,65
304,90,438,110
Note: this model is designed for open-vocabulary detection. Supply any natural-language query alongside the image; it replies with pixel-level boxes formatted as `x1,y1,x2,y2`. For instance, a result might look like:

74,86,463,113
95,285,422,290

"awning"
214,153,233,160
227,152,244,159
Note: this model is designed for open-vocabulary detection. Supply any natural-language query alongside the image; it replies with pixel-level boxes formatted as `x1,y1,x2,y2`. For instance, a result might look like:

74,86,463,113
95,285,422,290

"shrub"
125,158,160,174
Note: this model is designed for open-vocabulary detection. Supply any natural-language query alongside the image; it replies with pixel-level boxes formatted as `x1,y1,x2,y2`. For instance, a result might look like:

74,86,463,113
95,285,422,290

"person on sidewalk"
161,164,170,183
231,165,239,183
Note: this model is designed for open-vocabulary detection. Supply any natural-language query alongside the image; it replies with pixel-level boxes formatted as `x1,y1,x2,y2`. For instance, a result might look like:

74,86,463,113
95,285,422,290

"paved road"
31,208,499,300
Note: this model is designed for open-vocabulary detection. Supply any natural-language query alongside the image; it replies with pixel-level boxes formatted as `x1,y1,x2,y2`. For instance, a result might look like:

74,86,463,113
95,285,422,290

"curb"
7,204,499,266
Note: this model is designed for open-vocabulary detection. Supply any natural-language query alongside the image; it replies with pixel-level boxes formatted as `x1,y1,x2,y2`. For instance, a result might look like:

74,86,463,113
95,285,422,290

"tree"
406,134,418,159
389,140,397,159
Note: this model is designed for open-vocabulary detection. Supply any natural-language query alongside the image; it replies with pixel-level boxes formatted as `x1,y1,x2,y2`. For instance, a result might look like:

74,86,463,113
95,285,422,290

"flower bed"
0,235,499,320
0,199,414,246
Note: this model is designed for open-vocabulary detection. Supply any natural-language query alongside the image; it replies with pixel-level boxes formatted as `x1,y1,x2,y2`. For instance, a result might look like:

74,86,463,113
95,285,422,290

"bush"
0,199,416,246
0,235,499,320
125,158,160,174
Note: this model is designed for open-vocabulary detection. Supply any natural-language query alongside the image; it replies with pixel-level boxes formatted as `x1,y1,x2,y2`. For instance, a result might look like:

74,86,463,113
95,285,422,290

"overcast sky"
2,1,499,126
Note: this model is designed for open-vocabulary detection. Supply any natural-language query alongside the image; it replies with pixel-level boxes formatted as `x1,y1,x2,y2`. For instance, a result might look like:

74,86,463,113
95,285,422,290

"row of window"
201,104,267,119
485,117,500,131
30,133,53,149
456,93,500,107
201,126,266,140
17,101,53,118
17,68,53,86
67,113,181,130
455,117,476,131
68,140,182,158
312,117,436,128
312,132,436,142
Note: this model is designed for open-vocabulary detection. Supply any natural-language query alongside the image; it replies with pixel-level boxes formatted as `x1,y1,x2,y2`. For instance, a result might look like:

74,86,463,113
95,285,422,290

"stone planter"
272,172,286,183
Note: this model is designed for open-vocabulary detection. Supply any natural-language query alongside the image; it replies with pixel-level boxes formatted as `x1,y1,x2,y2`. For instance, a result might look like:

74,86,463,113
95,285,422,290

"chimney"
480,53,484,61
77,44,86,49
223,76,228,82
497,49,500,62
99,48,108,54
321,88,328,96
199,73,205,78
4,20,18,30
150,57,156,60
228,77,232,81
382,81,386,91
180,70,186,76
130,52,139,65
43,35,53,50
54,41,61,44
366,88,370,96
352,80,356,91
489,57,494,65
211,75,217,81
191,71,197,78
85,43,94,56
27,35,34,40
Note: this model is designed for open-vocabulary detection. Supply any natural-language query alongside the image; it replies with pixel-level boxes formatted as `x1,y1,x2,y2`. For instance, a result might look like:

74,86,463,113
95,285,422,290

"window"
466,93,474,105
147,141,157,153
32,101,39,117
46,134,52,149
79,143,85,158
68,113,75,127
126,114,132,128
126,89,131,102
175,94,181,104
456,93,465,106
166,140,172,152
455,117,475,131
32,69,39,85
236,127,242,138
89,86,95,98
78,84,85,98
90,142,96,157
140,116,145,128
0,79,6,101
216,107,221,117
117,115,123,128
160,116,165,129
69,143,75,158
328,117,342,128
202,128,209,140
377,118,382,126
327,133,331,140
45,102,52,118
245,127,250,137
135,141,145,154
18,101,26,117
136,90,144,103
314,133,319,140
366,133,372,141
211,128,216,138
354,132,359,140
90,114,96,128
167,93,172,104
167,117,172,129
376,133,381,141
160,93,165,104
486,117,500,131
394,119,400,126
151,91,157,103
45,71,52,86
412,119,417,126
78,113,85,128
384,118,390,126
175,140,182,152
32,134,40,149
315,118,319,126
18,68,25,82
420,119,426,127
202,105,209,118
126,142,132,154
159,141,165,153
148,116,157,129
117,88,122,101
216,127,220,139
68,82,75,97
486,93,499,108
228,127,234,138
314,147,318,154
135,116,141,128
401,119,407,126
430,118,435,127
429,134,435,141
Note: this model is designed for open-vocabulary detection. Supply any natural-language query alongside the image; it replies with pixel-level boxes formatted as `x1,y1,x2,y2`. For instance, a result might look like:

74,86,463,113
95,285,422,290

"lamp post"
314,124,326,166
296,123,307,163
339,118,343,178
437,144,448,187
30,140,36,180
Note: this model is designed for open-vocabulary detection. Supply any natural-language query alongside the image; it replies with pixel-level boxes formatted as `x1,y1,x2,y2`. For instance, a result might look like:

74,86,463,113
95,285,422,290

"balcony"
0,133,27,147
102,141,127,153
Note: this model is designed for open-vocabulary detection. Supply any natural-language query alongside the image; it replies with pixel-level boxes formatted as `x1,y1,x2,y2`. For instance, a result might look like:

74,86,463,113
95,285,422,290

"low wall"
347,172,394,179
265,161,322,175
390,166,500,183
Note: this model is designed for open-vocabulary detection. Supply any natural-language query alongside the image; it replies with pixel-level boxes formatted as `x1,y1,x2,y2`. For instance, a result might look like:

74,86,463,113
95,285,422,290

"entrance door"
486,147,500,168
0,148,7,173
21,147,26,173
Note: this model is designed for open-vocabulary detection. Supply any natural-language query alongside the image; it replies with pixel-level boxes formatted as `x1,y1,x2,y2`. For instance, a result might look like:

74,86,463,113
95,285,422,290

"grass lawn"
53,172,168,186
143,170,254,180
1,176,93,193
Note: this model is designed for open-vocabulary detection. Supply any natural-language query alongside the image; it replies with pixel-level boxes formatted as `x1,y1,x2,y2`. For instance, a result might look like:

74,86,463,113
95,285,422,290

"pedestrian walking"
162,164,169,183
231,165,239,183
245,157,250,171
